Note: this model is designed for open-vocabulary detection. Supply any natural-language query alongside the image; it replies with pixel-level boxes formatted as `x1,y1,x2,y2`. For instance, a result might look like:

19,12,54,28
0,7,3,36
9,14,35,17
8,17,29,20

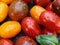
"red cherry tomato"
16,36,37,45
21,17,41,39
46,3,53,11
0,39,14,45
34,0,51,6
22,0,30,3
40,11,60,33
41,27,57,37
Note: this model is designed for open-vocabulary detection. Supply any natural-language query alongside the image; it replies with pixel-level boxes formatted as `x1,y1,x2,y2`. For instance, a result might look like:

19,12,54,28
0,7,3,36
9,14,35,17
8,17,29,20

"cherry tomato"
46,3,53,11
21,17,41,39
0,2,8,22
41,27,57,37
16,36,37,45
22,0,31,3
34,0,51,6
0,21,21,38
30,5,46,24
39,11,60,33
0,0,14,4
9,0,28,21
0,39,14,45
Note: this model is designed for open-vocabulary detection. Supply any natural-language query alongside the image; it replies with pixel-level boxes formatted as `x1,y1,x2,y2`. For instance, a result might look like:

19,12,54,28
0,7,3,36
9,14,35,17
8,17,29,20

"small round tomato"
30,5,46,24
0,39,14,45
0,2,8,22
34,0,51,6
16,36,37,45
0,21,21,38
9,0,28,21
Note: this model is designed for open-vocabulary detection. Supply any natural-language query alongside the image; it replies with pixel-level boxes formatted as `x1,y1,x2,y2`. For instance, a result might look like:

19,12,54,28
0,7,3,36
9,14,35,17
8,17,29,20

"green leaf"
36,35,59,45
40,35,58,44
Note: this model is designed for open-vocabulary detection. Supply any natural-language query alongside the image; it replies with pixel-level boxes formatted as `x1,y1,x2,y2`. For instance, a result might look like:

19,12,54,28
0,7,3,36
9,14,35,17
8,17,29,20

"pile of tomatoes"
0,0,60,45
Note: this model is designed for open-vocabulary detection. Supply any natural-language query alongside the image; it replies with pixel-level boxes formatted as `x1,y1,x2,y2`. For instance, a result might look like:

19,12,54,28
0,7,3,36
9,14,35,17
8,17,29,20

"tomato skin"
0,39,14,45
41,27,57,37
0,2,8,22
22,0,30,3
34,0,51,6
0,0,14,4
40,11,60,32
46,3,53,11
21,17,41,39
0,21,21,38
30,5,46,24
9,0,28,21
52,0,60,16
16,36,37,45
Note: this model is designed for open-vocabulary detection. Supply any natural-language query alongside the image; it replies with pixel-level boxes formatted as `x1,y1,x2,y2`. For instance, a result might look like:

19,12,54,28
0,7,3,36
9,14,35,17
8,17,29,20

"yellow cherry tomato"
0,2,8,22
0,0,14,4
0,21,21,38
30,5,46,24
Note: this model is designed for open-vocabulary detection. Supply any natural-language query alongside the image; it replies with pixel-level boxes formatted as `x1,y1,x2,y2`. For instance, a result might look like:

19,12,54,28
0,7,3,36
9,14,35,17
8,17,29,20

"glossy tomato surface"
0,0,60,45
21,17,41,39
16,36,37,45
8,0,28,21
0,39,14,45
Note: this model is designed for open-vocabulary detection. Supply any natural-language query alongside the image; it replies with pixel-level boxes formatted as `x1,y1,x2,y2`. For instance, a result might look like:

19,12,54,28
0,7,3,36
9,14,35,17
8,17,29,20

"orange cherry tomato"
0,21,21,38
30,5,46,24
0,0,14,4
0,2,8,22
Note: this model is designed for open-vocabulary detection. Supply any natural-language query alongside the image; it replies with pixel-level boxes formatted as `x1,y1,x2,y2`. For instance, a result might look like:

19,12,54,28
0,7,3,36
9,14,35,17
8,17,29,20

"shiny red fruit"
46,3,53,11
22,0,30,3
34,0,51,6
21,17,41,39
41,27,57,37
0,39,14,45
40,11,60,32
16,36,37,45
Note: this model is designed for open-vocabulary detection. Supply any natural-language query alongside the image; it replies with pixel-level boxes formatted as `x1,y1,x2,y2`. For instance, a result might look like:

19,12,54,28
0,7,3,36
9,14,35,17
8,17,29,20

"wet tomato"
22,0,31,3
0,21,21,38
41,27,57,37
0,0,14,4
9,0,28,21
16,36,37,45
30,5,46,24
0,2,8,22
39,11,60,34
34,0,51,6
46,3,53,11
0,39,14,45
21,17,41,39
